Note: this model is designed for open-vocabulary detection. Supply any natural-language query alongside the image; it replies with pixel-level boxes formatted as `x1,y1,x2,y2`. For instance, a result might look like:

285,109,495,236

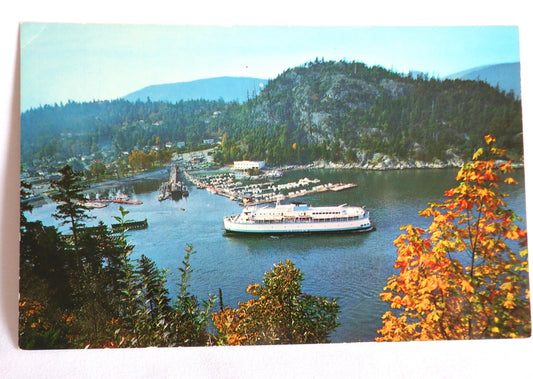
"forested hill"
223,59,522,164
21,60,523,170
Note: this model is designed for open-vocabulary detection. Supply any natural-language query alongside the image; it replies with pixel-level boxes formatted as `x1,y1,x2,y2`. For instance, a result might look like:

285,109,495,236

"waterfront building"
233,160,266,171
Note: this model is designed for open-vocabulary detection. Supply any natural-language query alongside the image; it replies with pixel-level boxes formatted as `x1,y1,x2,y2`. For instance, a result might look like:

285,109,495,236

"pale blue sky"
20,24,520,111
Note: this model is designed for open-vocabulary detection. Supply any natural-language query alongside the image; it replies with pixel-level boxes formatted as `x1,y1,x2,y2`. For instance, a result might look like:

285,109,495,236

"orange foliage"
19,299,50,332
376,135,530,341
213,260,340,345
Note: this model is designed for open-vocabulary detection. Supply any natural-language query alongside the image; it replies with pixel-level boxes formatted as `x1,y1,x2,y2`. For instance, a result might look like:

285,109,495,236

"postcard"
19,23,529,351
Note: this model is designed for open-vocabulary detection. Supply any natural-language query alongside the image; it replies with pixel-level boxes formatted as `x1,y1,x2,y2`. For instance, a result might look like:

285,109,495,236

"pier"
159,165,189,201
111,219,148,231
67,219,149,239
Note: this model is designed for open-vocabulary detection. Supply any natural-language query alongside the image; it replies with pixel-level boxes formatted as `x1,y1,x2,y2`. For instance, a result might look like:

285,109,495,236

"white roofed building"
233,160,266,171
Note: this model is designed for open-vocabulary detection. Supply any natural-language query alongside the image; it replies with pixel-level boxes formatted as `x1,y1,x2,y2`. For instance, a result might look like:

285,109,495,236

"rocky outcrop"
309,155,465,171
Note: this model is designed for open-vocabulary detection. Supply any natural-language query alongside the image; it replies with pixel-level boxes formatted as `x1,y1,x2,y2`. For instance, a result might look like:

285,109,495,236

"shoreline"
24,156,525,201
24,168,169,201
275,157,524,173
87,169,168,191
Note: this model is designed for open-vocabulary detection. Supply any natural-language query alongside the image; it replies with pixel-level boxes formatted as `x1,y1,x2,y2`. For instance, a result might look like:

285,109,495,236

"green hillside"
21,59,523,173
215,59,523,165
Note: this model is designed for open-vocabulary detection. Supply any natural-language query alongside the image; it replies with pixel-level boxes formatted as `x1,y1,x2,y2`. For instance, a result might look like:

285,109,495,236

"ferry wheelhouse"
223,202,374,234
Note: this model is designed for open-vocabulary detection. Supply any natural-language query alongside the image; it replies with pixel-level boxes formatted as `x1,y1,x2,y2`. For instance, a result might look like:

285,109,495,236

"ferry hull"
223,218,374,234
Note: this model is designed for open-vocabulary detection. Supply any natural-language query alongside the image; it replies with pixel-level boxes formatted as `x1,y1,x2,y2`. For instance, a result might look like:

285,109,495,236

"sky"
20,24,520,111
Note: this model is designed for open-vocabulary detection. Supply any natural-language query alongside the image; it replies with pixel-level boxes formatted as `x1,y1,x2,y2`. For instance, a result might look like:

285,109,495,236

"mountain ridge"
121,62,521,106
122,76,267,103
446,62,520,98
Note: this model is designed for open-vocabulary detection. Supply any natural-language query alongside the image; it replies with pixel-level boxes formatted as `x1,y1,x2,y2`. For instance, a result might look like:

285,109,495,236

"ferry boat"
223,201,374,234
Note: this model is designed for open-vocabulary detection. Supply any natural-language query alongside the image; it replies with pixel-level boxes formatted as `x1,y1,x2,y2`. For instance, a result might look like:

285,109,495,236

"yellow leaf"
380,292,393,302
430,311,440,322
484,134,496,145
500,282,513,291
473,148,484,160
485,223,498,233
491,326,500,334
461,279,474,293
246,283,260,294
401,295,413,307
505,229,520,240
491,147,507,156
503,293,516,309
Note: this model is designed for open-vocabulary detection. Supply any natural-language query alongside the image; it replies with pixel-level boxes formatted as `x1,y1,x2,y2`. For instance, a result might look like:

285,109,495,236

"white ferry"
223,201,374,234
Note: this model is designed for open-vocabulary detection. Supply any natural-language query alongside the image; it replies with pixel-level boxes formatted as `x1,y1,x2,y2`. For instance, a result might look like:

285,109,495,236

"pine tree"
50,164,93,246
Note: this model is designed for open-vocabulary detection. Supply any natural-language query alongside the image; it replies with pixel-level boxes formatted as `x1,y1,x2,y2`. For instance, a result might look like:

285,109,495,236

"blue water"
25,168,527,342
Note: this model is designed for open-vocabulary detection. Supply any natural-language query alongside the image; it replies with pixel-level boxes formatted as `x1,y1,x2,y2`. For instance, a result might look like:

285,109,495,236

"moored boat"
224,201,374,234
81,200,108,209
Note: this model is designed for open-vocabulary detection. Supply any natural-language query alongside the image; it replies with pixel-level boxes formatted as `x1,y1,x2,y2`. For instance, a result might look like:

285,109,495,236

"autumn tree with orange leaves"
377,135,530,341
213,260,340,345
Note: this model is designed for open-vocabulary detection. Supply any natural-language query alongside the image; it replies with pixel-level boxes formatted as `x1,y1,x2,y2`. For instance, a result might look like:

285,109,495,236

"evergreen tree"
169,245,216,346
134,255,173,346
50,164,93,246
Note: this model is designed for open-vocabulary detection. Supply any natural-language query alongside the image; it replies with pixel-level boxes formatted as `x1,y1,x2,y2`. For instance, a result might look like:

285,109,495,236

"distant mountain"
446,62,521,98
122,76,267,103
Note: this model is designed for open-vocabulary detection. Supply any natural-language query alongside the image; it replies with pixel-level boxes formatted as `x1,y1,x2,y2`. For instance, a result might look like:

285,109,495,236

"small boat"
113,199,143,205
93,192,143,205
81,201,108,209
158,191,171,201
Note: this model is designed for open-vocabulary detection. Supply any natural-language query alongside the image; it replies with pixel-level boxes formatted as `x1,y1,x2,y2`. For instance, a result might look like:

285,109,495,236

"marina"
184,170,357,205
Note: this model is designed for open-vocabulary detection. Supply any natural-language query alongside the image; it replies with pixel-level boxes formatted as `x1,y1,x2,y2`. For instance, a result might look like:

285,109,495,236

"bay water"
25,168,527,343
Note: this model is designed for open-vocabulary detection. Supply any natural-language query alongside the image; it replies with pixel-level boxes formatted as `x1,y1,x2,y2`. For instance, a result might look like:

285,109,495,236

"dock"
67,219,149,239
159,165,189,201
111,219,148,231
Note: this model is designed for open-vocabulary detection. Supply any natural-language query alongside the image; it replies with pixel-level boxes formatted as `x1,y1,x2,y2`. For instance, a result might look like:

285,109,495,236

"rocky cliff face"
252,62,401,144
242,59,522,163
